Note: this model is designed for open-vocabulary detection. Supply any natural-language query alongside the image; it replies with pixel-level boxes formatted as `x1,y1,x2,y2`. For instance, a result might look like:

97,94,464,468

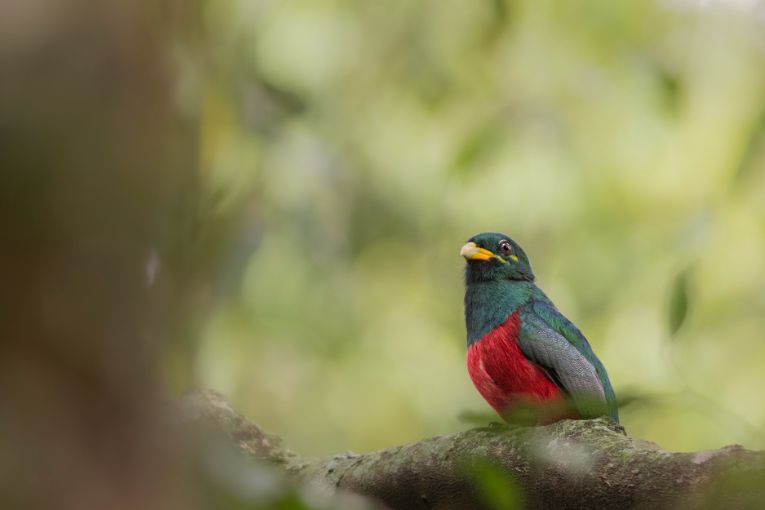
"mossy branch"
180,391,765,510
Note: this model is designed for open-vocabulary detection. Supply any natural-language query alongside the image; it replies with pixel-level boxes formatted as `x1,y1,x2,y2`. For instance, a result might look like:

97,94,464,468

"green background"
188,0,765,456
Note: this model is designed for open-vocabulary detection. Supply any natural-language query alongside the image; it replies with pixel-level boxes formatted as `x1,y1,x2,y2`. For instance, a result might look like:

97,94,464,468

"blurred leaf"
668,268,692,337
481,0,514,46
489,0,509,25
616,390,659,410
701,466,765,510
656,65,682,116
733,105,765,185
470,459,523,510
457,409,501,427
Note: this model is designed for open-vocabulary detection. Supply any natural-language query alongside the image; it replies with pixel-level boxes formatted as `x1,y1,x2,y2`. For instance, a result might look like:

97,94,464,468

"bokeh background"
4,2,765,506
193,0,765,456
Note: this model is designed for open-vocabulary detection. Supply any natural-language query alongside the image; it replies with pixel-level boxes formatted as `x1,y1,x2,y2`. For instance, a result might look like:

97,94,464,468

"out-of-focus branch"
181,391,765,510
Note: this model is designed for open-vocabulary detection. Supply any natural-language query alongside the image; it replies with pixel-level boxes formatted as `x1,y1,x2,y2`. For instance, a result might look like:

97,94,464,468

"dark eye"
498,240,512,255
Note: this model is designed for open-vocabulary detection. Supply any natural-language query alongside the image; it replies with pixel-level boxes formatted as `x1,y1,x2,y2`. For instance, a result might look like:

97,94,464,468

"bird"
461,232,618,424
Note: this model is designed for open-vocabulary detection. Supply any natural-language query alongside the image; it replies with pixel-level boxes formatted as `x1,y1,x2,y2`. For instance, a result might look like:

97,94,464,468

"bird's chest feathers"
466,312,560,413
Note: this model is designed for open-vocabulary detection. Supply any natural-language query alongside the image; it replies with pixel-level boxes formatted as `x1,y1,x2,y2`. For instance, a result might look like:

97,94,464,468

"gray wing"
517,307,609,418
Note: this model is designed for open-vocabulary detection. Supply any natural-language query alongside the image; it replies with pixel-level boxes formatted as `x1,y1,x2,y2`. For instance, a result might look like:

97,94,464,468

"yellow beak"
460,242,497,261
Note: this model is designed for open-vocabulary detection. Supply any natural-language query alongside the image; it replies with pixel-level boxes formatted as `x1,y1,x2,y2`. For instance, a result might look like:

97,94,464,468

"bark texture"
180,391,765,510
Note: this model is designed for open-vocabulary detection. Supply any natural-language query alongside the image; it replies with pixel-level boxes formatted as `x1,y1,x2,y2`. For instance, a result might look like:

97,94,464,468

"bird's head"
460,232,534,284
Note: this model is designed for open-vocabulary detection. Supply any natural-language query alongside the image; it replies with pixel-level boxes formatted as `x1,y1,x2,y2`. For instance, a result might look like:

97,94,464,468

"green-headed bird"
461,232,618,424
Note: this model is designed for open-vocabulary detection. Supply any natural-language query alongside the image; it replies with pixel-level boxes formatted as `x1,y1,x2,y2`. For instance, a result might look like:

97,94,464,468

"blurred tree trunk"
183,391,765,510
0,2,204,508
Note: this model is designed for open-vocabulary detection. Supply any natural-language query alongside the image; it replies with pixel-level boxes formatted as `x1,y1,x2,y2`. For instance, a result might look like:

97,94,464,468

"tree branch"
180,391,765,510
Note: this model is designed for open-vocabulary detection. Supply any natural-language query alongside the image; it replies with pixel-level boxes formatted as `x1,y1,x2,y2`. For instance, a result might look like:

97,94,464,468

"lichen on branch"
181,391,765,510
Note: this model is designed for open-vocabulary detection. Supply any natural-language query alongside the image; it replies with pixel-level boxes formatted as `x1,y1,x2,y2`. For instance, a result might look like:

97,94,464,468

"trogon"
461,232,618,424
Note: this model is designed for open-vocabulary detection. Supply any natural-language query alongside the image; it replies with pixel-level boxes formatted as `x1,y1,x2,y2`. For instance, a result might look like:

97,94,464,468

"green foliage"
174,0,765,455
699,465,765,510
458,409,503,427
668,268,692,337
470,459,524,510
615,389,658,412
734,106,765,184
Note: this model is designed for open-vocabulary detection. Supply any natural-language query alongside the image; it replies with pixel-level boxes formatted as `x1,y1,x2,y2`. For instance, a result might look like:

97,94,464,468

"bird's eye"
498,240,512,255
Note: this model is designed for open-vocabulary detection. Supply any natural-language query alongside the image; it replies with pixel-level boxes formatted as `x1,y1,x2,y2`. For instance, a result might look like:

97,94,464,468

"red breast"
467,312,573,423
